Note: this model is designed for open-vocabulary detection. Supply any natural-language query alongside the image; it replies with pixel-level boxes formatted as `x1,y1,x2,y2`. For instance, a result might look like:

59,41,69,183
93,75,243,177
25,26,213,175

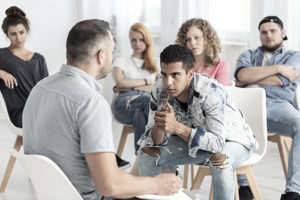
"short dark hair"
66,19,110,64
160,44,194,73
2,6,30,35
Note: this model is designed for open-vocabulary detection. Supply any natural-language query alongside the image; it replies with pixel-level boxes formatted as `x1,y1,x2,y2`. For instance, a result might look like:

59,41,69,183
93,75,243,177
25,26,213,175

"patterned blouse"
138,73,258,157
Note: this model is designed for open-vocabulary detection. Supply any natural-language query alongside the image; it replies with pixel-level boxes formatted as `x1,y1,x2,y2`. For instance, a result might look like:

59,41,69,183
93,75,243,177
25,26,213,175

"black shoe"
281,192,300,200
239,186,254,200
116,154,131,169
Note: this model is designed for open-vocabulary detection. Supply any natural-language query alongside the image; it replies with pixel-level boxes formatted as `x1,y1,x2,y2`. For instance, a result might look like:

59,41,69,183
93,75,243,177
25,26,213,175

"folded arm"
113,67,152,89
236,65,297,86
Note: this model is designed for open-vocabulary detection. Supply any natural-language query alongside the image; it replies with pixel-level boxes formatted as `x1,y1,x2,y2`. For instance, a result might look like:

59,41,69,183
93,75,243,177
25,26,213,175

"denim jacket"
138,74,257,158
235,46,300,104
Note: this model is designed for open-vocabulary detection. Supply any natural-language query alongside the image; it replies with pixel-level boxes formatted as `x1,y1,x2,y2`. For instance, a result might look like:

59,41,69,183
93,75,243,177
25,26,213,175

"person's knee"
209,154,229,169
141,147,161,157
292,118,300,135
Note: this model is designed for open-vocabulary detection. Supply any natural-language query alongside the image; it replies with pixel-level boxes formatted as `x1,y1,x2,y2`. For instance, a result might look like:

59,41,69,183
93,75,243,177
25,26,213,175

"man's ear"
188,68,194,79
96,49,105,66
282,29,287,40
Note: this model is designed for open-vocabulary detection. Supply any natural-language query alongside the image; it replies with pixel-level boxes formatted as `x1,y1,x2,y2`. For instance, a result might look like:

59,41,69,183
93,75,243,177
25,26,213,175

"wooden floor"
0,116,286,200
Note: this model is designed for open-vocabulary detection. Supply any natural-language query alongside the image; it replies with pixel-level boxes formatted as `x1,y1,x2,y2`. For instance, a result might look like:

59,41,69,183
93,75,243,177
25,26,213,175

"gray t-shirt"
23,64,115,200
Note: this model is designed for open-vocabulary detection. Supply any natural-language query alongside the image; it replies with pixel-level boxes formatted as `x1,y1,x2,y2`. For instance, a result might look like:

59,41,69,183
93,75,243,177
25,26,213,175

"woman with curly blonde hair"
176,18,230,85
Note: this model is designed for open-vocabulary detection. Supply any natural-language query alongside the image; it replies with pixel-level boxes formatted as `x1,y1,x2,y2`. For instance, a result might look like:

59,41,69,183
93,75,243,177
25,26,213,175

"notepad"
136,189,192,200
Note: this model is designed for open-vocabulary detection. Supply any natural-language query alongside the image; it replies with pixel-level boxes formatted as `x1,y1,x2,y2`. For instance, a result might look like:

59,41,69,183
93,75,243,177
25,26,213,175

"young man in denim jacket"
137,44,257,200
235,16,300,200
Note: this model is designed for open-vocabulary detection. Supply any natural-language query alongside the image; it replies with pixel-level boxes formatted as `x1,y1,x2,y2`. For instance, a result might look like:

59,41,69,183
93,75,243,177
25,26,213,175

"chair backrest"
0,91,22,136
11,149,83,200
226,87,267,158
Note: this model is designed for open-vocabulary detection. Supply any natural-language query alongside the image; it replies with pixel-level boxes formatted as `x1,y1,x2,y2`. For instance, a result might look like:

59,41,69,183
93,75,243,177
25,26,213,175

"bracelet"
144,79,148,85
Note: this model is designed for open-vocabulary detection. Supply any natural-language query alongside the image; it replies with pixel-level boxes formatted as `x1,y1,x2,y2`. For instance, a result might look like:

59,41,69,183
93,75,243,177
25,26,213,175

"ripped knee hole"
141,147,161,157
209,154,229,169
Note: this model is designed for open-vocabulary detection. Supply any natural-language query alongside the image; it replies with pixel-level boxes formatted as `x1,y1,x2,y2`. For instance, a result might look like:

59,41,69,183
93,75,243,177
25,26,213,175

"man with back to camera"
22,19,181,200
235,16,300,200
137,44,257,200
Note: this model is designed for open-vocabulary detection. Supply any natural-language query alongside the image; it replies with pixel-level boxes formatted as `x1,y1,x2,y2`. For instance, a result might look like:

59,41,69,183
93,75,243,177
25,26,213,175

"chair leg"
209,182,213,200
190,165,197,183
117,126,133,157
183,165,189,188
190,167,210,190
278,136,289,178
283,136,292,152
0,136,23,192
243,166,263,200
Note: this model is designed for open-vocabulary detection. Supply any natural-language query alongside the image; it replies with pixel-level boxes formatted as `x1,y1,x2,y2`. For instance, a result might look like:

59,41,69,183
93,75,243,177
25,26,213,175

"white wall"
0,0,80,119
0,0,80,75
0,0,299,105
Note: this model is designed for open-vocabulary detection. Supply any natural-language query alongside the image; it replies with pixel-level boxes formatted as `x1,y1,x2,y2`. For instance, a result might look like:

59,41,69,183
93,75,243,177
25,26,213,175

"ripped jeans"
113,90,150,152
138,135,251,200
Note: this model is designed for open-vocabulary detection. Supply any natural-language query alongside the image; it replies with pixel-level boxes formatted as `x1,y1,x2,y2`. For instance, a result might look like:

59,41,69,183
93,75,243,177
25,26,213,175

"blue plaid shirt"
235,46,300,103
138,74,257,157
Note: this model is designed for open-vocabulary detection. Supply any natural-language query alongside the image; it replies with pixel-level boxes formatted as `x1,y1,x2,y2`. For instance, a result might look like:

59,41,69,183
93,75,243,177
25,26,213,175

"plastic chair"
267,84,300,178
183,82,236,188
190,87,267,200
0,91,23,192
10,149,83,200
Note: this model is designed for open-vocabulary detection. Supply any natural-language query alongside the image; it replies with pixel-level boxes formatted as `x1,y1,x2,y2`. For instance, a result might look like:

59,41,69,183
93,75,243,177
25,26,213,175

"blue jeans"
267,100,300,194
138,135,251,200
113,91,150,152
238,100,300,194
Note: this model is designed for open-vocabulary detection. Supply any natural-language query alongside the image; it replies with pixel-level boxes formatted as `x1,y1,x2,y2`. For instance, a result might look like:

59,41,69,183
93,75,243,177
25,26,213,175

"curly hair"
130,23,156,73
175,18,221,65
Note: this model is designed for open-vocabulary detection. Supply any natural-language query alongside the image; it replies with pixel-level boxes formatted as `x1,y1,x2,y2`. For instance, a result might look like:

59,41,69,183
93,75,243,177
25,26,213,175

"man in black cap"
235,16,300,200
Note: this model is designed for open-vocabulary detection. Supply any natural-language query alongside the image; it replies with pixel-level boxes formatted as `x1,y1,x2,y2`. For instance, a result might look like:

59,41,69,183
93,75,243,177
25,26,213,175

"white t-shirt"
112,57,158,80
262,52,273,66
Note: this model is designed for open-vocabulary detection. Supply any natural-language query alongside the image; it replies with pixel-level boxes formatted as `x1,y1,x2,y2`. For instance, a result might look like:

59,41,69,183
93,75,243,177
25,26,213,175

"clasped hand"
154,101,178,133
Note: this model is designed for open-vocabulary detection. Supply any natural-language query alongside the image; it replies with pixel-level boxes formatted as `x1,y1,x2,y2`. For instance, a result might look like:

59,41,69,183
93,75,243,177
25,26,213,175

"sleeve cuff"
276,74,290,86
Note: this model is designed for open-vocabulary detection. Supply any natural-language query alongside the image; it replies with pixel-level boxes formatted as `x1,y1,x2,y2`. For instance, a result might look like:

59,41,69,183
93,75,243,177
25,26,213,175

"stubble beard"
262,41,283,53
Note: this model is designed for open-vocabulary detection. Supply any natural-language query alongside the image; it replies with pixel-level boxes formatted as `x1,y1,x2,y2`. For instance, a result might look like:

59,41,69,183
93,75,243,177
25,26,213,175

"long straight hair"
130,23,156,73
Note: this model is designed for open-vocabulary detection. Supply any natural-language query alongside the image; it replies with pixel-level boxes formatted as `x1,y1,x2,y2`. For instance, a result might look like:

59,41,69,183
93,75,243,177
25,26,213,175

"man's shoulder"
240,47,261,56
284,49,300,57
36,73,100,104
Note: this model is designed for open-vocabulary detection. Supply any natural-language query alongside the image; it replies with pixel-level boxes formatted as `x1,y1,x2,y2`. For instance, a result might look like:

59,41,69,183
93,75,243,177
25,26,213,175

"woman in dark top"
0,6,48,128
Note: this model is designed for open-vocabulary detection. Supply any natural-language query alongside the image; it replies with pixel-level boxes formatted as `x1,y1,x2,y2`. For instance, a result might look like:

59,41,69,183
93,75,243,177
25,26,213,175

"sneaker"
116,154,131,169
239,186,254,200
281,192,300,200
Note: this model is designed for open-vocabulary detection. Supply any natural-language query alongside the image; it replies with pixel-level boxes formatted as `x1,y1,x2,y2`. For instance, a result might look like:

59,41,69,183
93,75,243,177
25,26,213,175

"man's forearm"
237,65,281,84
173,122,192,142
255,75,283,86
151,126,165,145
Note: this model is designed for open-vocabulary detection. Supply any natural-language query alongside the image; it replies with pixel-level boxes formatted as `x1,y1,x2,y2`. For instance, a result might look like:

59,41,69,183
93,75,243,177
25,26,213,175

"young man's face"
259,22,286,52
160,61,193,103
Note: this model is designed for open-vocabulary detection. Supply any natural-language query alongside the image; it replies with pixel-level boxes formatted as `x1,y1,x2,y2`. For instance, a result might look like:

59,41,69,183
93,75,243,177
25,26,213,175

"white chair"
0,91,23,192
10,149,83,200
190,87,267,200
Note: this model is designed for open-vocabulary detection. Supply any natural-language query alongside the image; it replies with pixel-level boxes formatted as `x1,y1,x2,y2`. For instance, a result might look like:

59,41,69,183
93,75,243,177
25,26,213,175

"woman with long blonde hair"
176,18,230,85
112,23,158,155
